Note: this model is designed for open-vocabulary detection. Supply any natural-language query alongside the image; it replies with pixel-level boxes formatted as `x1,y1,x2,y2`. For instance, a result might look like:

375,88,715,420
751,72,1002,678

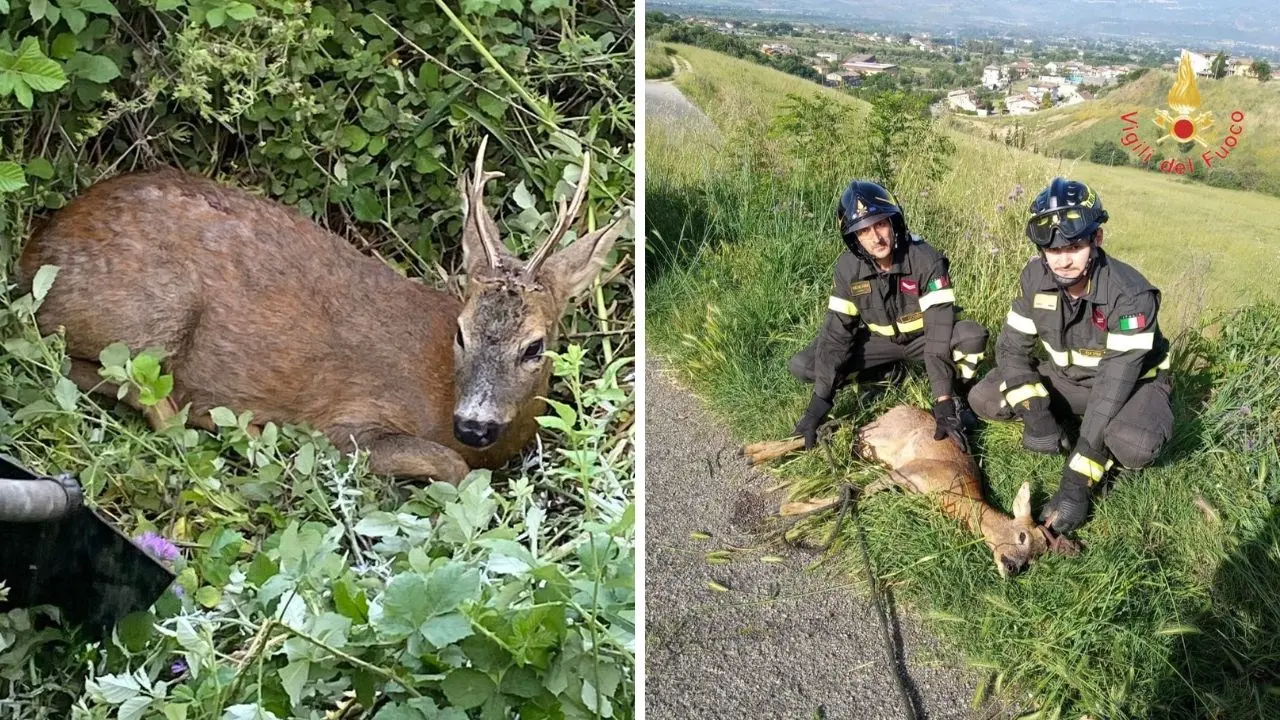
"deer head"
985,482,1049,578
451,136,628,448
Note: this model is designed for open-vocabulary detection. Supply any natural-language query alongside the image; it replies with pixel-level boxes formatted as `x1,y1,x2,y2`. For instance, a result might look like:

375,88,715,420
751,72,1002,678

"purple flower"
1240,406,1252,416
996,204,1005,213
134,532,181,565
171,660,188,676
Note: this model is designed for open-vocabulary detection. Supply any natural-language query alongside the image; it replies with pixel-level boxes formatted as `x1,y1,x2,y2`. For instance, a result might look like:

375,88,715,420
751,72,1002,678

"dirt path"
643,358,1007,720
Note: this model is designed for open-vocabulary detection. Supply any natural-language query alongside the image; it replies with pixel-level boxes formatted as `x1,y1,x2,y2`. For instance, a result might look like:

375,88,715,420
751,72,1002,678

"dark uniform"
968,250,1173,471
789,235,989,402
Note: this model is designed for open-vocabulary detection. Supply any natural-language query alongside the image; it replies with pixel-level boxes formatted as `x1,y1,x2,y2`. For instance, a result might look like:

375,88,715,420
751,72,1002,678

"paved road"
644,358,1006,720
644,77,717,135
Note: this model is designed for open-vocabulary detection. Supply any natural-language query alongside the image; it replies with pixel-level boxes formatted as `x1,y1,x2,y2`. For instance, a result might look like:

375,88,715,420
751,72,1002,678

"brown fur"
16,151,627,485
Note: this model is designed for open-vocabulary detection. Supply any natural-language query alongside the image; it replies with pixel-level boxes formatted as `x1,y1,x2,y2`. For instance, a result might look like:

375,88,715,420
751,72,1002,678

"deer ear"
458,172,514,276
1012,481,1033,522
539,209,630,305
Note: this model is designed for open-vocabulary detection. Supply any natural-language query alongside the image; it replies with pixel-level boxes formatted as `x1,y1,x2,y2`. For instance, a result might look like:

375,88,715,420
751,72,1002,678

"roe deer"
16,137,629,485
743,405,1075,576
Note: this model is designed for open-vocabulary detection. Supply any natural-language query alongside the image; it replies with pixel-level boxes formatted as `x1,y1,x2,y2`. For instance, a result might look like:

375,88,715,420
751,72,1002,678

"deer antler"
523,151,591,281
467,135,506,269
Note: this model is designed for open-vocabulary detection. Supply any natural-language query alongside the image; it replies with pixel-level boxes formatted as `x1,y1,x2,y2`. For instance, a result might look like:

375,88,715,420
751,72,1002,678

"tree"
1039,91,1053,110
1211,51,1228,80
1090,140,1128,166
1254,59,1272,82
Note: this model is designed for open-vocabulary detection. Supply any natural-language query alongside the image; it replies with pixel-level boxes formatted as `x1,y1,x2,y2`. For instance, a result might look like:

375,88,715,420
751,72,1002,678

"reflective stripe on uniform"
1004,382,1049,406
1140,354,1172,379
1040,341,1070,367
1005,310,1037,335
897,315,925,334
866,322,895,336
1069,452,1107,483
952,350,985,364
956,363,976,379
1071,352,1102,367
1106,331,1155,352
918,288,956,310
828,296,859,316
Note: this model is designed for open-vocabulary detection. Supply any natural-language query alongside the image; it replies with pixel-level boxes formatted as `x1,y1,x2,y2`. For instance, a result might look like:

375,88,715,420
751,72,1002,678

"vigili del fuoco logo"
1117,50,1246,175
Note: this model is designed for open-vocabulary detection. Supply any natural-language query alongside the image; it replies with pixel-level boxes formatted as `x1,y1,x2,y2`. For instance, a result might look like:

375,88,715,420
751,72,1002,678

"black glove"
792,394,833,450
1041,441,1107,533
932,398,967,450
1016,397,1063,455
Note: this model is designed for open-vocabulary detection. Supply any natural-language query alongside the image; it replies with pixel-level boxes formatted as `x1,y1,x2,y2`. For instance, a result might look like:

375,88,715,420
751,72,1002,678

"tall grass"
648,46,1280,719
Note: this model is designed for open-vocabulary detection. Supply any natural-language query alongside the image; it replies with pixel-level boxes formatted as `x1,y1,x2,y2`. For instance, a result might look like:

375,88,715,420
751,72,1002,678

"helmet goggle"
1026,207,1102,248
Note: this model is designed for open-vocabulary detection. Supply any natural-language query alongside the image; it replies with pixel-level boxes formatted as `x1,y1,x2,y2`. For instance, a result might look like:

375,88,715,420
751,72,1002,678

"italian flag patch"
1118,313,1147,331
927,276,950,292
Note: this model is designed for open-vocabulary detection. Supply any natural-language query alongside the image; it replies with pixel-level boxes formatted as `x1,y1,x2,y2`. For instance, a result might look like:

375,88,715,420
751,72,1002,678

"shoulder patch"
926,276,951,292
899,278,920,296
850,280,872,297
1118,313,1147,331
1033,293,1058,311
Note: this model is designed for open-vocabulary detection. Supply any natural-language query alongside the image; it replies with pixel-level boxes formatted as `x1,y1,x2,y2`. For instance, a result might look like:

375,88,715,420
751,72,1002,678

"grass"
953,69,1280,195
647,45,1280,719
645,43,674,79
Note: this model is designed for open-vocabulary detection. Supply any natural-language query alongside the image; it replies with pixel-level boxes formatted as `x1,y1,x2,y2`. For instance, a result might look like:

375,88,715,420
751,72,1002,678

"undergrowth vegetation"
648,45,1280,719
0,1,635,719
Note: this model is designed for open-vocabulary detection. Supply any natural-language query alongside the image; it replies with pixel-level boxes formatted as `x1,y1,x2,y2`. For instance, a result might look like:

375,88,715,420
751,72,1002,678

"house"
946,89,978,112
1232,57,1256,77
1005,94,1040,115
842,61,899,76
982,64,1005,90
1011,59,1035,79
1044,61,1059,74
1026,85,1057,102
816,51,839,63
761,43,796,56
823,72,845,87
848,53,877,63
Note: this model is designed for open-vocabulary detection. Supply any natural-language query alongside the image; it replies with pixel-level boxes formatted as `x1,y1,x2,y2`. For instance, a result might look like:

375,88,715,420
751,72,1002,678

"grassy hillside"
954,70,1280,195
648,44,1280,719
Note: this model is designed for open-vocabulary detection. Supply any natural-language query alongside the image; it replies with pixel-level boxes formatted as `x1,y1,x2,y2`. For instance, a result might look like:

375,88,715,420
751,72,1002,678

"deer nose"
1001,556,1022,577
454,415,506,448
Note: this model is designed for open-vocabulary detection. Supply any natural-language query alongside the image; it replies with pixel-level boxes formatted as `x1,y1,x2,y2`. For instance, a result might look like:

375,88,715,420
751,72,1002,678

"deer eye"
522,338,545,361
455,327,465,349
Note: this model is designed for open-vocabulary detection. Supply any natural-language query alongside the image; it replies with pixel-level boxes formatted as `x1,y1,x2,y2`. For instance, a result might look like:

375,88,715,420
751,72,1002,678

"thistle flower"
170,660,188,677
134,532,180,565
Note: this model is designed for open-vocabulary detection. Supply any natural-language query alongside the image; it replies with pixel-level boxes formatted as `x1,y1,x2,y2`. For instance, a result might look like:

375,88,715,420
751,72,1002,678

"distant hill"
955,70,1280,196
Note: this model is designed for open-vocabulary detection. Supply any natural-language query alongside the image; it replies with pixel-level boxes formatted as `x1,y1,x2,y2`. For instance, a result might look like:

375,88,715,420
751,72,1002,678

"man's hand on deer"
1041,439,1107,533
931,397,969,452
791,394,833,450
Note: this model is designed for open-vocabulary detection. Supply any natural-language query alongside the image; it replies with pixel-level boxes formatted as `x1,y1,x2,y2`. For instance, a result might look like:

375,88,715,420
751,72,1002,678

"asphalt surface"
644,75,717,135
643,358,1002,720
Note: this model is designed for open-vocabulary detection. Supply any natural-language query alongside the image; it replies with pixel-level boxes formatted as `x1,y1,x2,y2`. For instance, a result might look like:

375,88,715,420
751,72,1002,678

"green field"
954,69,1280,196
648,44,1280,719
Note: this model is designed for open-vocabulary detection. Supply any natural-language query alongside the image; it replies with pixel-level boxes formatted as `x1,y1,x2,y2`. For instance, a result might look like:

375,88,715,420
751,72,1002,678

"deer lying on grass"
742,405,1077,577
16,137,628,485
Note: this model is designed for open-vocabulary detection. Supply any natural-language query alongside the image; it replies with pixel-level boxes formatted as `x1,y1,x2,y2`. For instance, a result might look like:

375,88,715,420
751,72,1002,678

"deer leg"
361,433,470,486
740,436,806,466
68,358,180,432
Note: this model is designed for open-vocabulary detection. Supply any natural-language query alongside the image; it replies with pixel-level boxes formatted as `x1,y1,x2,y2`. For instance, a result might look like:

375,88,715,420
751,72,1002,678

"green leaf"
0,162,28,192
581,681,614,718
195,586,221,608
221,706,281,720
119,696,151,720
513,180,536,210
351,188,381,222
66,52,119,83
210,407,238,427
339,125,369,152
422,561,482,614
25,157,54,179
78,0,120,16
4,38,69,93
366,135,387,156
420,612,473,647
130,353,161,384
99,341,130,369
53,376,79,411
31,264,59,302
278,660,309,707
29,0,48,21
333,577,368,622
116,611,155,652
205,6,226,27
225,1,255,20
294,443,315,475
441,668,496,710
163,705,190,720
500,666,544,698
378,573,430,638
155,0,184,9
476,92,507,118
62,7,87,33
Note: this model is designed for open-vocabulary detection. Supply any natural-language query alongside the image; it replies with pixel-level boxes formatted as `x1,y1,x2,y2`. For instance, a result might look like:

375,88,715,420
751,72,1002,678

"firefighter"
789,179,988,450
967,177,1173,534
